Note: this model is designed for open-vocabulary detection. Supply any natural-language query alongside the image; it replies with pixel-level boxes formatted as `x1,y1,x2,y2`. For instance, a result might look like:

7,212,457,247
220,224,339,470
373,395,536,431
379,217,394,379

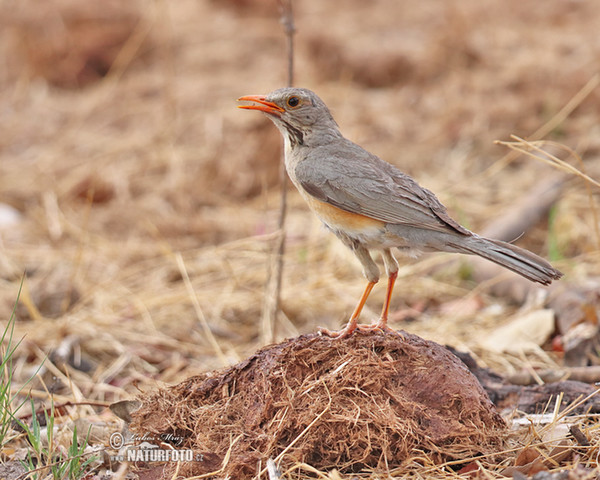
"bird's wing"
296,141,469,235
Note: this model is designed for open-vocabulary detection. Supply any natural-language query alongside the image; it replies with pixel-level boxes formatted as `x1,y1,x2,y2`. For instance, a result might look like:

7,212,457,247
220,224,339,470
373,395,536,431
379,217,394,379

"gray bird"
238,87,563,338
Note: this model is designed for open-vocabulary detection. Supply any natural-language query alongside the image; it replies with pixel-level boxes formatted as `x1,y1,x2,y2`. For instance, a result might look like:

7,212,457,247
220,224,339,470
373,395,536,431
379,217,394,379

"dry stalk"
484,73,600,178
261,0,296,344
497,137,600,188
186,433,244,480
497,136,600,249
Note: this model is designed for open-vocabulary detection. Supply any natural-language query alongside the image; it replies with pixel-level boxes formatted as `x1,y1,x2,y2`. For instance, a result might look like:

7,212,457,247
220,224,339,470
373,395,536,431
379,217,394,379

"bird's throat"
283,122,304,147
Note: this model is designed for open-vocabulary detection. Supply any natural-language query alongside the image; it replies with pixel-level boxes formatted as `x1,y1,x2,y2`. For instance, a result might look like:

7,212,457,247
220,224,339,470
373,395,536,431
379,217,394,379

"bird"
238,87,563,339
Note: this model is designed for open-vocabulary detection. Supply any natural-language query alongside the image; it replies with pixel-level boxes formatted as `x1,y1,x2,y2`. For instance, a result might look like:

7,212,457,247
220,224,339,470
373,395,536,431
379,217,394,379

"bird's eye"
287,96,300,108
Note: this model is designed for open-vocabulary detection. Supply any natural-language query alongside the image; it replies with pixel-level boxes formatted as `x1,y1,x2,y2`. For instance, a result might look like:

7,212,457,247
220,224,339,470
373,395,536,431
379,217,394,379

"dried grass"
130,332,507,478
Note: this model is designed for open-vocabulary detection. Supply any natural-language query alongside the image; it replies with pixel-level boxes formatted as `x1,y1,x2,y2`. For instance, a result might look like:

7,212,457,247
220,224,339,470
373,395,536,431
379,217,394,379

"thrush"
238,87,563,339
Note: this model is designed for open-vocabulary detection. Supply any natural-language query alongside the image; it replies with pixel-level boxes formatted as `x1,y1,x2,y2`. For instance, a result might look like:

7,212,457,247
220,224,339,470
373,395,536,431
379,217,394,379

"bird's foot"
355,321,395,334
318,319,399,339
318,324,357,339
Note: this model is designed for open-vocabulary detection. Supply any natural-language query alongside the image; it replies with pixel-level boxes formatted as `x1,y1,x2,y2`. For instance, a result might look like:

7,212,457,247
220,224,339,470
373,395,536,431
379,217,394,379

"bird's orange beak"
237,95,284,115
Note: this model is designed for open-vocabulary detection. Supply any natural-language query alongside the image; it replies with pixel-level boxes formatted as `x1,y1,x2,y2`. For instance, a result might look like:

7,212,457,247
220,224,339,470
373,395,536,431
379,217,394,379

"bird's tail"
447,235,563,285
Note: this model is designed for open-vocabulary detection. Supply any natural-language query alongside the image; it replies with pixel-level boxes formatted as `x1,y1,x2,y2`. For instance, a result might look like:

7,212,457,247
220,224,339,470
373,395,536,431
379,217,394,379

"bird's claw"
318,325,356,339
318,319,397,339
355,321,394,334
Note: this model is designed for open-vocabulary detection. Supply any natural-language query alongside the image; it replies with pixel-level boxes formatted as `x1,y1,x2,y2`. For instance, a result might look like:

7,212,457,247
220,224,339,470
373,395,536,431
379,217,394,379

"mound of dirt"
130,332,506,478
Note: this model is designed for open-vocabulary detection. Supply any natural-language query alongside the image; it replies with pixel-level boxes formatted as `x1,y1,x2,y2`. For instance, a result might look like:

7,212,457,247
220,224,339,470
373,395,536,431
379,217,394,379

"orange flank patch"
303,195,385,232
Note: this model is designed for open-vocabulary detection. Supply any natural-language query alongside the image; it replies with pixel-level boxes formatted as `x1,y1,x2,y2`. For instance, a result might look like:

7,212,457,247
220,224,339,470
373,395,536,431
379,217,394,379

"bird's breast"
303,194,385,234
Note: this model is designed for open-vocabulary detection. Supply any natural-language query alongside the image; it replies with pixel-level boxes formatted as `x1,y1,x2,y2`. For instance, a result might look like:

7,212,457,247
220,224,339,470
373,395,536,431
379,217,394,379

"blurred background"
0,0,598,397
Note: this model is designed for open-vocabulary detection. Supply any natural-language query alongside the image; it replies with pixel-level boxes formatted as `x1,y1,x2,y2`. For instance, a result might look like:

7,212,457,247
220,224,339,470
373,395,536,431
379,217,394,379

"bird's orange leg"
373,270,398,331
318,280,376,339
347,271,398,334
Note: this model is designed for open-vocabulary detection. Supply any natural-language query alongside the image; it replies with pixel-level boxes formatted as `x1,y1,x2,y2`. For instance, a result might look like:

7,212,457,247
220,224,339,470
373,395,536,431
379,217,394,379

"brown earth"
130,332,506,478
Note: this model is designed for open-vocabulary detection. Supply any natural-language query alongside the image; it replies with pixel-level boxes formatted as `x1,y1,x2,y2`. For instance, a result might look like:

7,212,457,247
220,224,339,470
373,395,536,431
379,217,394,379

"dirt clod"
130,331,506,478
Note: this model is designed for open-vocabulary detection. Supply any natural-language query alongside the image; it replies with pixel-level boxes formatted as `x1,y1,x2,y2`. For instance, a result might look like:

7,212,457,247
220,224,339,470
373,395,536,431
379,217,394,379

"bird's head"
237,87,340,147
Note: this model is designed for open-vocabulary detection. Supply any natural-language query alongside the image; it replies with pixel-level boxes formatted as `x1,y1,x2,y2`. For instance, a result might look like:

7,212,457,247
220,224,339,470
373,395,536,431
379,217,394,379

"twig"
16,400,112,422
497,136,600,249
281,0,295,87
484,73,599,178
507,366,600,386
260,0,295,344
496,136,600,188
479,172,567,243
186,433,243,479
569,425,590,447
